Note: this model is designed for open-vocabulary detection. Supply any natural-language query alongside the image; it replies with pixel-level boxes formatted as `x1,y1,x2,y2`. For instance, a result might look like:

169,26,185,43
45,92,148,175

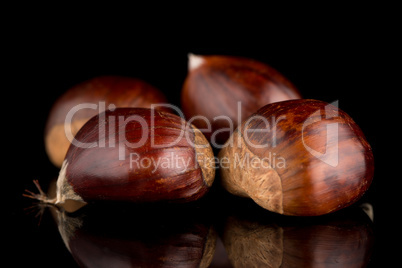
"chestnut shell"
219,99,374,216
181,55,302,145
45,76,169,167
58,108,215,204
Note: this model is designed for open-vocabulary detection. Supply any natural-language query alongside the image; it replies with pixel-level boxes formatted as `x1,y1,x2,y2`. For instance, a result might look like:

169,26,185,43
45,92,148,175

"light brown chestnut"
45,76,170,167
219,99,374,216
27,108,215,205
181,54,302,146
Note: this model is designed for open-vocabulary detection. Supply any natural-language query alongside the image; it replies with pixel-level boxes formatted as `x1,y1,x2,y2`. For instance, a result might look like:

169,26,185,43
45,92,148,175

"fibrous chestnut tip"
23,180,57,204
23,162,86,207
188,53,205,71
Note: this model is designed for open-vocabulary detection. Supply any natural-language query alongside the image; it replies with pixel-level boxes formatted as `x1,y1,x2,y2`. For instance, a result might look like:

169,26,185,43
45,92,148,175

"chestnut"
181,54,302,146
28,108,215,205
45,76,170,167
219,99,374,216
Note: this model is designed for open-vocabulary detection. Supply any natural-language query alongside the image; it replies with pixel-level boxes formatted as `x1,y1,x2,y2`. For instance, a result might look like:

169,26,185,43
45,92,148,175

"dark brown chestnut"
45,76,170,167
219,99,374,216
181,54,302,146
29,108,215,205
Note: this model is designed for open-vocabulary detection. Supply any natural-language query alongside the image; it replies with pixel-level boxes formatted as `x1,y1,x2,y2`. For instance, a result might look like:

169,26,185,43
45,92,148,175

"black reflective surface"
16,182,377,268
7,43,394,267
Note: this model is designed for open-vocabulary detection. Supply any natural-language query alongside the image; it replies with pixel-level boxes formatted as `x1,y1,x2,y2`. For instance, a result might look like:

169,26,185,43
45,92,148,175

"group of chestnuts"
25,54,374,217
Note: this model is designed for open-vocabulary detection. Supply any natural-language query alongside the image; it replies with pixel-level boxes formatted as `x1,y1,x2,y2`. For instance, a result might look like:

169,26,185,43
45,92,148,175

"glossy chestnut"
181,54,301,146
219,99,374,216
31,108,215,205
45,76,170,167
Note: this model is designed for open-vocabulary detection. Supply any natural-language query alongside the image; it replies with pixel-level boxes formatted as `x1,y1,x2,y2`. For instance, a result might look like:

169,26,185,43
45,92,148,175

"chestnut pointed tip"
55,160,85,204
188,53,205,71
23,181,58,205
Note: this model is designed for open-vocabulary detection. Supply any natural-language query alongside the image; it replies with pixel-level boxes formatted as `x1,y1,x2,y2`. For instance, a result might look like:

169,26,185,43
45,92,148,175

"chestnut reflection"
222,205,374,268
50,203,216,268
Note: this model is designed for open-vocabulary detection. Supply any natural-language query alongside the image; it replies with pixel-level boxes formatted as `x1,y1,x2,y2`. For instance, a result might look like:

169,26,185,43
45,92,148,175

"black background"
5,15,397,267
